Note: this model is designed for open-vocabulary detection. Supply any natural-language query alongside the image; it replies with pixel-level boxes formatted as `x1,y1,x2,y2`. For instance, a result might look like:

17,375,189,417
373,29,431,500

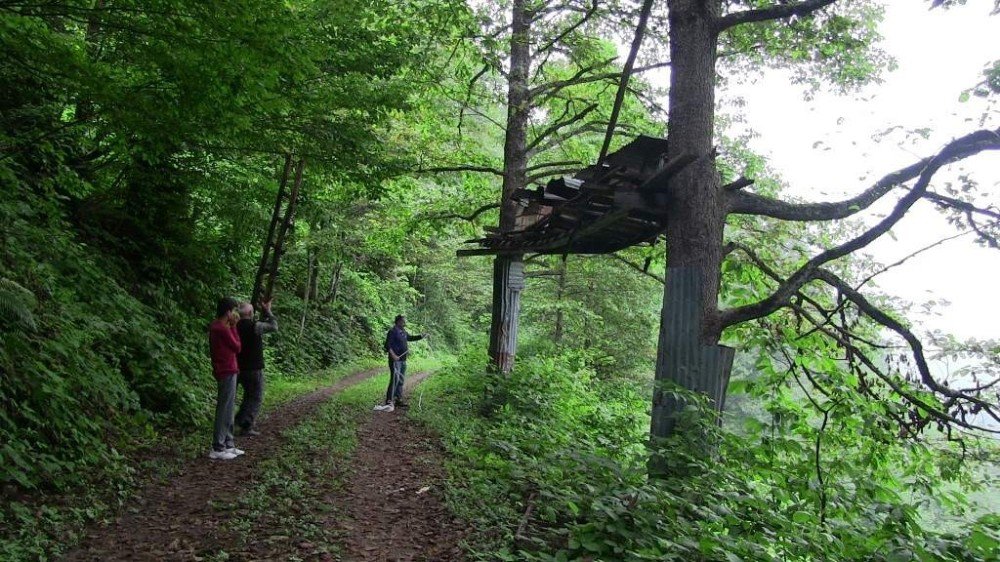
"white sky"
727,0,1000,341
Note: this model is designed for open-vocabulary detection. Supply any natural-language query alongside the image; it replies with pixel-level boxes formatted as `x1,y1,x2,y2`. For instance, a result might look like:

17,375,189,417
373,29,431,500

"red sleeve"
224,325,241,353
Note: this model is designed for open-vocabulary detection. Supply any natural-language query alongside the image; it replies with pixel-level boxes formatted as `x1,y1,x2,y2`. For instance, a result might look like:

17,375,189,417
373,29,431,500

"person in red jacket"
208,297,244,460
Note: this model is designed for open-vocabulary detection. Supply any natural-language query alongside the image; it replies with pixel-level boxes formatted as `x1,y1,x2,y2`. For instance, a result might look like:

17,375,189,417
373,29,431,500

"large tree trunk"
649,0,734,467
489,0,531,374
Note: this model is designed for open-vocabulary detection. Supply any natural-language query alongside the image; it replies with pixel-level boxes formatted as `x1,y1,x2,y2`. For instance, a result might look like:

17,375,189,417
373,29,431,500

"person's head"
394,314,405,328
239,302,254,319
216,297,239,319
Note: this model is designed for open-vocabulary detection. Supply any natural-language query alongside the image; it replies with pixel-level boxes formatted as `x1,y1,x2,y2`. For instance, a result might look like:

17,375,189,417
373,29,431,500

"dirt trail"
62,368,466,562
339,372,467,561
63,368,380,561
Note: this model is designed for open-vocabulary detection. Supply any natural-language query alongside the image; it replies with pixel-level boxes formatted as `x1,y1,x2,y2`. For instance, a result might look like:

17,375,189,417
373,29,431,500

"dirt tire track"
63,367,382,561
339,371,467,561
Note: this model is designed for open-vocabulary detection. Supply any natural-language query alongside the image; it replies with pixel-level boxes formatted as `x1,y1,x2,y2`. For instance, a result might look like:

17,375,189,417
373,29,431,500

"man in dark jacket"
235,299,278,435
375,314,425,412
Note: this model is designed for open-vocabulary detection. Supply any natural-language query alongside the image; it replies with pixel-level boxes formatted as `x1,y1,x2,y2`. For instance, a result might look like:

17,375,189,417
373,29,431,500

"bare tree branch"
528,122,608,157
528,60,670,102
525,103,599,152
814,268,1000,427
533,0,600,57
717,0,838,33
923,190,1000,221
855,230,972,289
425,202,500,223
721,129,1000,328
416,164,505,177
526,159,585,172
597,0,656,164
727,128,1000,221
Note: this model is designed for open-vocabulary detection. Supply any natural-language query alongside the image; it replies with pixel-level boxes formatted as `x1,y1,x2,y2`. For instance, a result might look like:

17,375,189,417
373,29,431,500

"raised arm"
255,300,278,335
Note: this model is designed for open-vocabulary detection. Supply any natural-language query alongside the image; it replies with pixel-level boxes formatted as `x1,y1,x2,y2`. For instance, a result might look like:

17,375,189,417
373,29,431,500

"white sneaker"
383,403,395,412
209,450,238,460
225,447,245,456
373,404,388,411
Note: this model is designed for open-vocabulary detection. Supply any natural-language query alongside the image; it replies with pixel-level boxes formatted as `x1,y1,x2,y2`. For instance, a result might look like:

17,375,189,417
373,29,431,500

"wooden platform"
459,135,675,256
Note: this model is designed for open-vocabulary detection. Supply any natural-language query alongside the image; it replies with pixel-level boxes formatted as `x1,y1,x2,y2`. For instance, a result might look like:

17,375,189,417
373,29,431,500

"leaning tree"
649,0,1000,459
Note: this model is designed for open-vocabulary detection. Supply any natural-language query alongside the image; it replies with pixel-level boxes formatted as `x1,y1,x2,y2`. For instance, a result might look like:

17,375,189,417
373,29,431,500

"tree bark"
488,0,531,374
553,259,566,343
325,262,343,305
300,250,314,338
252,154,293,306
649,0,733,465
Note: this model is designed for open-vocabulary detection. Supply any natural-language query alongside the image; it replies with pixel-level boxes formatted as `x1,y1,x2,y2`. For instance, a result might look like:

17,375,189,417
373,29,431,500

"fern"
0,277,37,331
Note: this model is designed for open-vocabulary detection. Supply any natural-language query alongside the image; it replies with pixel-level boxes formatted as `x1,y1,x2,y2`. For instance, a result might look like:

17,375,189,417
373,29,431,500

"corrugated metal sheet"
650,268,735,439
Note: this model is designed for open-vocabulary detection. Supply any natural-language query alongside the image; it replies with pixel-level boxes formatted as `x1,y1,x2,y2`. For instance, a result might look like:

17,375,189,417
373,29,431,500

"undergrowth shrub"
0,194,219,493
416,348,999,561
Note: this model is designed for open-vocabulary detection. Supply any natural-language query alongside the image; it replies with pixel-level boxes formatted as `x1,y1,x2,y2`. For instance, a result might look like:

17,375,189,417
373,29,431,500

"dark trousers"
383,359,406,403
235,369,264,430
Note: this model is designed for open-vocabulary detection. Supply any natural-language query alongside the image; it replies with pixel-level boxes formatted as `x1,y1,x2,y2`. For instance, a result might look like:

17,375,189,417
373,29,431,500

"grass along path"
218,369,465,561
62,366,383,561
338,371,467,561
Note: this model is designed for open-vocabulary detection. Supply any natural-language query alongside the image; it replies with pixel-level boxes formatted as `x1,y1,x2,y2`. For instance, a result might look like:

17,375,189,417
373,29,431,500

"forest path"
337,372,466,561
62,367,464,561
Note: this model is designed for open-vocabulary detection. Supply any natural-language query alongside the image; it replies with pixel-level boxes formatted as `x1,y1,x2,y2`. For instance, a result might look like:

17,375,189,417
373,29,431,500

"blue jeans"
384,358,406,403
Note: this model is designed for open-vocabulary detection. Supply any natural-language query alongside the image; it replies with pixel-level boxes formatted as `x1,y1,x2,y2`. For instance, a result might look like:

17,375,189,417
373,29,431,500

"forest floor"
62,368,465,561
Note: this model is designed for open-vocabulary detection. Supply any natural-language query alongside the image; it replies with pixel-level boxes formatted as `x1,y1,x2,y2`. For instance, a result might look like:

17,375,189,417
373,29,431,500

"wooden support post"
649,267,735,476
488,255,525,374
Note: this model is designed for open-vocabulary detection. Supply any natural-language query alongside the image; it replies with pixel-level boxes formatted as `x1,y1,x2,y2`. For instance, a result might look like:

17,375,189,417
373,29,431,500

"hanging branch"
814,268,1000,419
789,297,996,434
721,129,1000,328
727,242,1000,433
425,202,500,223
781,346,835,526
716,0,839,32
727,128,1000,221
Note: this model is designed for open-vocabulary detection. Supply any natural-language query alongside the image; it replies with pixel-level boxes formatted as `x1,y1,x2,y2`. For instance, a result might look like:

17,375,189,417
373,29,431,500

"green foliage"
721,0,893,91
520,254,662,375
417,347,998,561
0,0,484,555
0,277,37,331
222,376,384,559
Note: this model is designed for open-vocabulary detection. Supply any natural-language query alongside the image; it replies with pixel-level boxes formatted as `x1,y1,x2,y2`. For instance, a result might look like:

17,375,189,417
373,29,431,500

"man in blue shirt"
374,315,425,412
